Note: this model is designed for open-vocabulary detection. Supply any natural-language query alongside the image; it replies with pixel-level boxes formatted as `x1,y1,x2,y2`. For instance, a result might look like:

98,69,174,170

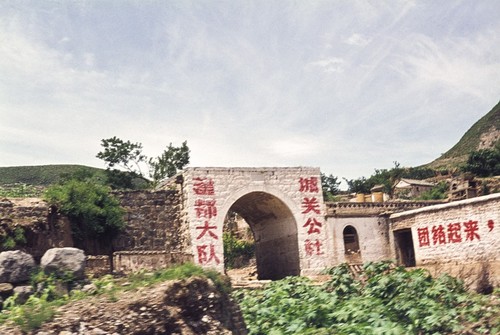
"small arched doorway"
343,225,361,263
225,191,300,280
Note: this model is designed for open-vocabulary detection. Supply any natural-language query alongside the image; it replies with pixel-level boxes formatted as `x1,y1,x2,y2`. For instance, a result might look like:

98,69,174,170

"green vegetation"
0,263,228,332
0,165,105,187
0,184,43,198
234,261,499,335
320,173,341,201
461,143,500,177
96,136,190,189
344,162,436,195
223,232,255,269
0,226,26,251
416,181,449,200
43,179,125,242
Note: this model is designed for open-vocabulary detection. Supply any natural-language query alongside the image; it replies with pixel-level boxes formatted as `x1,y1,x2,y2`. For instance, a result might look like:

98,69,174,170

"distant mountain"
0,165,105,186
426,100,500,170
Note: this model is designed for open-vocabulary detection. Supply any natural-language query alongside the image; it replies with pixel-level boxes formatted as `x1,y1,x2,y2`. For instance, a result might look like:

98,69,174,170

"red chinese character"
301,197,321,214
299,177,319,193
447,223,462,243
304,239,323,256
417,227,430,247
196,221,218,240
432,225,447,245
193,177,215,195
194,199,217,219
487,219,494,232
463,220,480,241
197,244,220,265
303,217,322,234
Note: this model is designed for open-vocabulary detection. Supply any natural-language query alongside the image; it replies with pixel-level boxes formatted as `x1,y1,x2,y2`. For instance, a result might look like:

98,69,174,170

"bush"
44,180,125,242
234,261,500,335
223,232,255,269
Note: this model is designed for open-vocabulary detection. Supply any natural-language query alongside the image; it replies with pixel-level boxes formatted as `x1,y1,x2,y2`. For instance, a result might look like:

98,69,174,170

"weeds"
234,261,500,335
0,263,229,332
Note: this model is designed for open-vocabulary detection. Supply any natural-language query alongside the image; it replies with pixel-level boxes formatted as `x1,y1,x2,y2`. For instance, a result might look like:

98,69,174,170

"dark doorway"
394,229,416,267
225,191,300,280
343,225,361,263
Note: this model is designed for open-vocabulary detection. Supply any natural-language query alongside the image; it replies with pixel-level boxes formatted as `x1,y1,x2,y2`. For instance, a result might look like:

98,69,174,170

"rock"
13,285,33,305
0,250,36,283
41,248,86,280
0,282,14,299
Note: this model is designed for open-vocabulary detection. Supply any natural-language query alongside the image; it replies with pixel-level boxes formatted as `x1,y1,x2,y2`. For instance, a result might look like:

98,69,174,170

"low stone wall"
326,201,445,217
85,255,112,277
113,250,193,274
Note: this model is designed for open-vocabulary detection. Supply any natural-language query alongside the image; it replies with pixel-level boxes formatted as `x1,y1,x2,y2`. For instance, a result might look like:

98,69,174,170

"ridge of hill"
426,100,500,170
0,164,105,186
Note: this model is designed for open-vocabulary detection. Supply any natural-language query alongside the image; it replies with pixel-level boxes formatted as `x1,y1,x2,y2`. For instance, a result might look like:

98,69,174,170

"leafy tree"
417,181,449,200
462,144,500,177
96,137,190,189
344,162,437,196
320,173,341,201
343,176,371,194
44,180,125,243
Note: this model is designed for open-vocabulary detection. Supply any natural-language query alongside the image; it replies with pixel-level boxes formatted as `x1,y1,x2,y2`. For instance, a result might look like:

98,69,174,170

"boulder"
0,283,13,299
13,285,33,305
0,250,35,283
41,247,86,280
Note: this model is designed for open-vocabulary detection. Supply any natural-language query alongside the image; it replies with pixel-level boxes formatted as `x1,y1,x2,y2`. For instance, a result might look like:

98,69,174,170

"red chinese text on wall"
192,177,220,265
417,219,495,248
299,177,324,256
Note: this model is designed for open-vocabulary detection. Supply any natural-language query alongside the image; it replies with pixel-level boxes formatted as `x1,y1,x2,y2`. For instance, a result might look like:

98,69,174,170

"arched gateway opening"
227,191,300,280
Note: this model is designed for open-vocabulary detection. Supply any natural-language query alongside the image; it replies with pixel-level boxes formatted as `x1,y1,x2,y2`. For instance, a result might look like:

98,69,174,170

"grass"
0,165,105,186
0,263,229,332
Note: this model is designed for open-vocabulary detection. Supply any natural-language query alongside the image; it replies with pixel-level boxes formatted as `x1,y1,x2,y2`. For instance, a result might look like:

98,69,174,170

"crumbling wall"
0,198,74,260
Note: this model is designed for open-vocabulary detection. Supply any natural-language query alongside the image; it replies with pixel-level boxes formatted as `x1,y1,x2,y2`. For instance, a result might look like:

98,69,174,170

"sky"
1,1,500,184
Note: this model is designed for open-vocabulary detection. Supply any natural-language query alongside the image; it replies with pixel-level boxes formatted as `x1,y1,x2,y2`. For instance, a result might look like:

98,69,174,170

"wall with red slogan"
390,193,500,286
180,167,329,276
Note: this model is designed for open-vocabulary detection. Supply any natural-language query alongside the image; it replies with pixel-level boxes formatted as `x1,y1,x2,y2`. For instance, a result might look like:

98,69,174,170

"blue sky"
1,1,499,183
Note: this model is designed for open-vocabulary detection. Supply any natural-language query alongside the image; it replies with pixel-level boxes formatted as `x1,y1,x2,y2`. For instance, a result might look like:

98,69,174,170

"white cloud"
0,1,499,182
306,57,345,73
344,33,370,47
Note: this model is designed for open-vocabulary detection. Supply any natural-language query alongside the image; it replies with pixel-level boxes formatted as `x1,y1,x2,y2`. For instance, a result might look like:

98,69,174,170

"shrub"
234,261,500,335
223,232,255,269
44,180,125,242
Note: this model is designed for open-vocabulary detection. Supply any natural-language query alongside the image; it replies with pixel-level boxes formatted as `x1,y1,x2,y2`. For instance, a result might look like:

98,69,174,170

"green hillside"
0,165,105,186
426,100,500,170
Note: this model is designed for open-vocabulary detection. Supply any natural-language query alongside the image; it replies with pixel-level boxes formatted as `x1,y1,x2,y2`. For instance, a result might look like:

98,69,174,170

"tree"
44,179,125,243
96,137,190,189
321,173,341,201
462,144,500,177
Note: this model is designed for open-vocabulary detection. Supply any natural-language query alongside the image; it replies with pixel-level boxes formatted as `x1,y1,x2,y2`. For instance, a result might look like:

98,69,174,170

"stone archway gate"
173,167,330,277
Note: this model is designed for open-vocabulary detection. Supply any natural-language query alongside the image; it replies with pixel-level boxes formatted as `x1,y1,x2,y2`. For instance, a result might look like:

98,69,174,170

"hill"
0,165,105,186
426,100,500,170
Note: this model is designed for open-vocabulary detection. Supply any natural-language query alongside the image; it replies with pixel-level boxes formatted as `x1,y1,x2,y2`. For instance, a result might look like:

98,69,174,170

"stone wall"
113,250,193,274
112,190,188,254
390,193,500,288
0,198,74,260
